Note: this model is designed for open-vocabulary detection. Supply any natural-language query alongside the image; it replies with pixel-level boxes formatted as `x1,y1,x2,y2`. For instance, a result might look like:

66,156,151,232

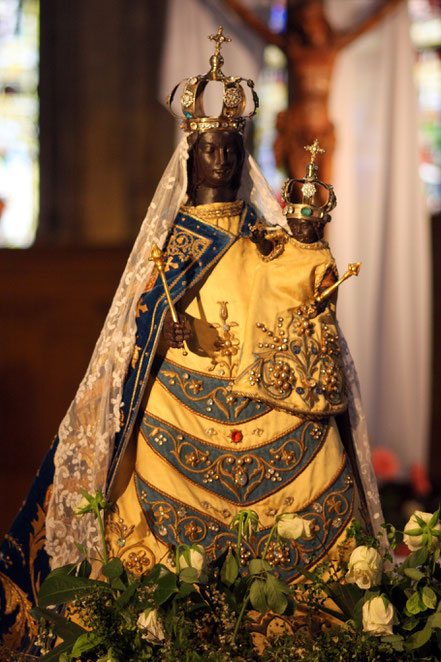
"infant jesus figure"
232,140,355,419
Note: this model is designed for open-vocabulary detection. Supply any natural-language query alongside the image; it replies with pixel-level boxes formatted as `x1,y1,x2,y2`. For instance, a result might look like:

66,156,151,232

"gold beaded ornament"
167,26,259,134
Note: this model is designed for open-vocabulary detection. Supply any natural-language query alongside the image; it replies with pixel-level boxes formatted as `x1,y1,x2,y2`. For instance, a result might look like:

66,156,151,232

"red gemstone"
231,430,243,443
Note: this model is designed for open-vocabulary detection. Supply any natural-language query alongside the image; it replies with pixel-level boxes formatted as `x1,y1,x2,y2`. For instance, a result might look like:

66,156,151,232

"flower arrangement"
24,491,441,661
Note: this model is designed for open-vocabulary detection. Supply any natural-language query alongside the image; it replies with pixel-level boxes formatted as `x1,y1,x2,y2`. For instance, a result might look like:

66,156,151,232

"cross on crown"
209,26,232,57
305,138,325,164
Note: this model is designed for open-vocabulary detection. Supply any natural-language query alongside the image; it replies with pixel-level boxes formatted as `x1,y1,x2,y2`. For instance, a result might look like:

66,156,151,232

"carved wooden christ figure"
223,0,404,183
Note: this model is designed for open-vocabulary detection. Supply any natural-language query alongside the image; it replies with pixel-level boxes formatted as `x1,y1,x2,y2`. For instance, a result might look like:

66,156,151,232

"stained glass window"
409,0,441,213
0,0,39,247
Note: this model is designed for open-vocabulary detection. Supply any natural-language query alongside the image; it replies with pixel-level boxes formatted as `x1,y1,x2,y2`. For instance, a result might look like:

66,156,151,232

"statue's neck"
192,186,238,206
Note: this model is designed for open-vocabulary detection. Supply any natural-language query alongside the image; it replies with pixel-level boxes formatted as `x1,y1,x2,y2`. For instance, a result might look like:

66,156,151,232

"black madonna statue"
0,27,382,651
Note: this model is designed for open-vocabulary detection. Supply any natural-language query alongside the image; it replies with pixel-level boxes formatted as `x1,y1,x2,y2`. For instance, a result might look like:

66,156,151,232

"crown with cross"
281,139,337,223
167,26,259,134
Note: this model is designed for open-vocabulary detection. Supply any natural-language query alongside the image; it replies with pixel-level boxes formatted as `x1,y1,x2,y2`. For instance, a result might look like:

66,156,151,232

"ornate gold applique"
0,571,38,651
208,301,240,378
160,370,246,421
28,503,48,603
181,200,244,222
105,504,156,577
164,226,210,272
242,309,345,411
141,421,311,502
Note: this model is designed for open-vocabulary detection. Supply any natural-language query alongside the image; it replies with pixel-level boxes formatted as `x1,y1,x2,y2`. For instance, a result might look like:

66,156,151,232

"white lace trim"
337,322,384,534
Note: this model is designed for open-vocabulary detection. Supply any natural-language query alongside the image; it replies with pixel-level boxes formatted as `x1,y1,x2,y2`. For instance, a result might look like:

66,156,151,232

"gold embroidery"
140,421,323,502
164,225,210,272
28,503,47,603
208,301,240,378
0,572,38,651
159,370,240,421
105,504,156,577
181,199,244,222
239,308,346,412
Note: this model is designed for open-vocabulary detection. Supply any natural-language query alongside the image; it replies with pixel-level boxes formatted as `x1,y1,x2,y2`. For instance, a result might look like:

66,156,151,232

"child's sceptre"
149,243,188,356
315,262,361,304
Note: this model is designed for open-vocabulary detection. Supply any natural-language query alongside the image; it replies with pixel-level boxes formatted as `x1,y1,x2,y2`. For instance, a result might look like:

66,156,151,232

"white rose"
345,545,382,589
403,511,441,552
362,596,397,636
137,609,165,643
179,545,208,582
277,514,313,541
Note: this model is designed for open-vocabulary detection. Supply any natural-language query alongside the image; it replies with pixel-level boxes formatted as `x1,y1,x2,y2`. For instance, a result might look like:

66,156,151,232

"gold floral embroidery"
160,370,247,421
105,504,156,577
163,226,210,272
140,420,324,502
0,572,38,651
243,308,346,410
208,301,240,378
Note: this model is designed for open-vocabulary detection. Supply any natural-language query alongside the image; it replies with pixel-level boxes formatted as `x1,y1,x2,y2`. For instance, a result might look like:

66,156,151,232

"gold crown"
281,139,337,223
167,26,259,134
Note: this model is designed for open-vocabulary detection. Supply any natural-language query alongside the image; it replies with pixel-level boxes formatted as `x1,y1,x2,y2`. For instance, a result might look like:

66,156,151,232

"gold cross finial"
304,138,325,164
209,26,232,57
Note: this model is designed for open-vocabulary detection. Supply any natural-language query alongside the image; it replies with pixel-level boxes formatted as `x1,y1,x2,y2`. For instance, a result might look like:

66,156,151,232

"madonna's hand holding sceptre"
149,243,191,353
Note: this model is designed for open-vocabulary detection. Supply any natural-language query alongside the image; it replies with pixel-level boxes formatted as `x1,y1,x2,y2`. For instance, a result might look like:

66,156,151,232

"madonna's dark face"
187,130,245,204
194,131,242,188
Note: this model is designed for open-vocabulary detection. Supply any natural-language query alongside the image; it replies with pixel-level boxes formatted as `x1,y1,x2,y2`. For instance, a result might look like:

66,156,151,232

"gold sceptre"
315,262,362,304
149,243,188,356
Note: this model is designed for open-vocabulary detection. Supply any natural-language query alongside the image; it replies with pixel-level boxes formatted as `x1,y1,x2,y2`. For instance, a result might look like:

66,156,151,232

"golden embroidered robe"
106,201,362,581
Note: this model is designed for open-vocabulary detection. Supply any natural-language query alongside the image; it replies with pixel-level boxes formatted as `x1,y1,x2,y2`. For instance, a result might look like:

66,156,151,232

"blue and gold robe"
0,200,365,652
106,200,363,582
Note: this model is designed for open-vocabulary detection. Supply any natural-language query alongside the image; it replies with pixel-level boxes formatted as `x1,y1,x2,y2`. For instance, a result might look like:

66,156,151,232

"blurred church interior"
1,0,440,536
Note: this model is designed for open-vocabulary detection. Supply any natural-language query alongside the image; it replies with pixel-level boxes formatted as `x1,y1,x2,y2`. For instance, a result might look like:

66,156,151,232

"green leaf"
422,586,437,610
47,563,78,578
249,558,272,575
154,572,178,603
220,549,239,587
38,575,109,607
405,547,429,568
30,607,86,640
71,631,105,657
249,578,268,613
402,616,419,631
265,574,288,614
179,567,199,584
178,581,195,598
77,558,92,578
38,637,76,662
114,581,139,610
143,563,172,585
406,591,425,615
404,568,425,581
102,557,124,579
406,623,433,651
381,634,404,652
74,541,87,557
428,612,441,629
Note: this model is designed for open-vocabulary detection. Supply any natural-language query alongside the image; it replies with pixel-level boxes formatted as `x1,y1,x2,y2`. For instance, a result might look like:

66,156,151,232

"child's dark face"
287,218,325,244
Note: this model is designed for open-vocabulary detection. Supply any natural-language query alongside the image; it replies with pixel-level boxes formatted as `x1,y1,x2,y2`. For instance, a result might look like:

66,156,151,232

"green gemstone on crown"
301,207,313,217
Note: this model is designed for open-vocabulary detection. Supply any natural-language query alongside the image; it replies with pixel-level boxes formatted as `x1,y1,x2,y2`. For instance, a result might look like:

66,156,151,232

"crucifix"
223,0,404,183
209,25,232,56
